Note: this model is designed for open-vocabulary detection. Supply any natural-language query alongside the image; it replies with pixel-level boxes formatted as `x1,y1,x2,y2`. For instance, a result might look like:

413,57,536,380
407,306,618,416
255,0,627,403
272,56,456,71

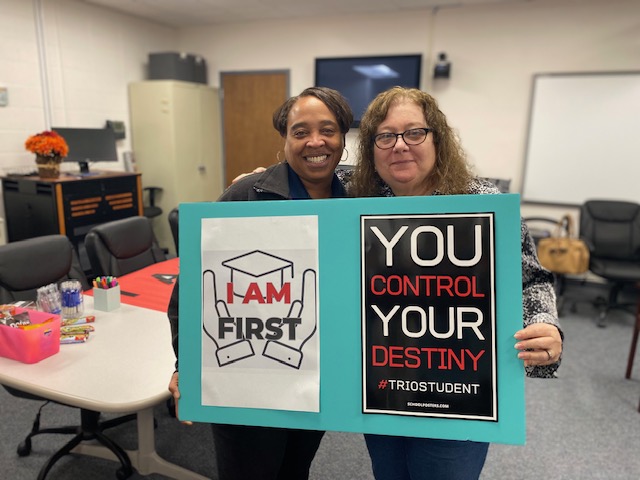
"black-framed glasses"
373,128,433,149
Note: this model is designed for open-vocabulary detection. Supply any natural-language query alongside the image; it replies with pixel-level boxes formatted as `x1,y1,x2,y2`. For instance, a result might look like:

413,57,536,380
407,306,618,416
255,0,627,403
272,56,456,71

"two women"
170,85,563,480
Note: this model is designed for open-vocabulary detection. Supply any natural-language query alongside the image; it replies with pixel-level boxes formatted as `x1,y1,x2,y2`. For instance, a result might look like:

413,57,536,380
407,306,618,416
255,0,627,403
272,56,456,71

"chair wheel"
597,311,608,328
17,438,32,456
116,466,133,480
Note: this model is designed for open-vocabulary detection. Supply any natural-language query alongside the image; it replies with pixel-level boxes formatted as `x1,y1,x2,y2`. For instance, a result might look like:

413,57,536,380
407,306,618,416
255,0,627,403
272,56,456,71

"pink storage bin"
0,309,61,364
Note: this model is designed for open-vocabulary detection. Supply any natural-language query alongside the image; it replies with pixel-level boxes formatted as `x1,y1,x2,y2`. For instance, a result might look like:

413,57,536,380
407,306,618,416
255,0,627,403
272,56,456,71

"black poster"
362,214,497,420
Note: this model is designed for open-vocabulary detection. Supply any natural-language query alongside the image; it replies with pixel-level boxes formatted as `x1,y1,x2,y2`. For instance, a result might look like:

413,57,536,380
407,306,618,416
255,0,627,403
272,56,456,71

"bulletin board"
177,194,526,445
521,71,640,205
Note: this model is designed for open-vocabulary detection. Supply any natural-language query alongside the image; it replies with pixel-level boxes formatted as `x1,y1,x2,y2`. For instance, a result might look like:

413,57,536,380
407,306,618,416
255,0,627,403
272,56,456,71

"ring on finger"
545,349,552,361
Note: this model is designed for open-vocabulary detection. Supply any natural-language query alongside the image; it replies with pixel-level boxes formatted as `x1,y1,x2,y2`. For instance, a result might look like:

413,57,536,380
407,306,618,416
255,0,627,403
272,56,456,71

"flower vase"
35,155,62,179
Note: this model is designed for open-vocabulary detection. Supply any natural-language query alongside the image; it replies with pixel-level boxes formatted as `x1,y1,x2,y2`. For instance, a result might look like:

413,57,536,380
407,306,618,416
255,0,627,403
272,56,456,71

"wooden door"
221,71,289,187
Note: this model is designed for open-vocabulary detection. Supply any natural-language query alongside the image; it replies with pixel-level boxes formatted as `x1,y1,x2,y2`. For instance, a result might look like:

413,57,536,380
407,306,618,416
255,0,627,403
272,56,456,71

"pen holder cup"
93,285,121,312
61,279,84,319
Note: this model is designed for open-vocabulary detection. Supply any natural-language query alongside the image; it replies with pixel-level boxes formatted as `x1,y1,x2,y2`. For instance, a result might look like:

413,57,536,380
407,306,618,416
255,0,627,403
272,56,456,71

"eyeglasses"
373,128,433,149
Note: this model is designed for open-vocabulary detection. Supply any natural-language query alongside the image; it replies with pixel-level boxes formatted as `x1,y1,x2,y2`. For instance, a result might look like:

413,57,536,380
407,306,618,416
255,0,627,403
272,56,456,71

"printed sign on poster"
200,215,320,412
178,194,526,445
362,214,496,420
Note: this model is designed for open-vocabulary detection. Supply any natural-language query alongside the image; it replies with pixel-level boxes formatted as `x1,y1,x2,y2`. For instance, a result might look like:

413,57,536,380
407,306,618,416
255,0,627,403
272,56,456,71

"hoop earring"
340,148,349,163
277,151,282,162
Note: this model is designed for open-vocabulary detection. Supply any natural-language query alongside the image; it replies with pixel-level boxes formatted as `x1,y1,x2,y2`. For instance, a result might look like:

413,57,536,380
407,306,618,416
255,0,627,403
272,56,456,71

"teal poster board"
178,194,525,445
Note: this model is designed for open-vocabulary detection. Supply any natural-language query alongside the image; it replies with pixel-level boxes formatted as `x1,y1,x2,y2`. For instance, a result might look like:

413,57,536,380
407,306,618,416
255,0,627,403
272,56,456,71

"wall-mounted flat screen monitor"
52,127,118,174
315,54,422,127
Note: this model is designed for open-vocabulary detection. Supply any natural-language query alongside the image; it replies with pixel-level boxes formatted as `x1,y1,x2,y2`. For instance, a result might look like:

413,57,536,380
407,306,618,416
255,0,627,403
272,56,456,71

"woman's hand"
514,323,562,367
168,371,193,425
231,167,266,184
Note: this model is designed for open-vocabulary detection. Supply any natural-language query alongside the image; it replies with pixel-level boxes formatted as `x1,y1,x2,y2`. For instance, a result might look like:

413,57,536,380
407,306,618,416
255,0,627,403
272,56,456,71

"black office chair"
84,216,176,418
168,207,179,254
0,235,135,479
85,216,166,277
142,186,163,219
579,200,640,327
0,235,89,303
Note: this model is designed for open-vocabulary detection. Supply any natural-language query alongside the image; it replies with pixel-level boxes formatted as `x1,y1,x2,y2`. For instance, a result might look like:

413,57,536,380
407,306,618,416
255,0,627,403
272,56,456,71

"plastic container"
0,309,61,363
61,279,84,319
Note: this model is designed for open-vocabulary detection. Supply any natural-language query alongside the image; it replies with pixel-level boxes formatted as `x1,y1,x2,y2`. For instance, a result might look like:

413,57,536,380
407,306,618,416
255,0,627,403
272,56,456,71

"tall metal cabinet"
128,80,223,255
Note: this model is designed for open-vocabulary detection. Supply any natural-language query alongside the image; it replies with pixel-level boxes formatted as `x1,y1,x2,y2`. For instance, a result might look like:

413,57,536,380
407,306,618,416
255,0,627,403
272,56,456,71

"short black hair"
272,87,353,137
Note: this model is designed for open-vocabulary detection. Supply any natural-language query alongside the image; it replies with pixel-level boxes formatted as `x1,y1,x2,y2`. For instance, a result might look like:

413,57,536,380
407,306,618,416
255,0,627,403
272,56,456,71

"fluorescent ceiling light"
353,64,399,79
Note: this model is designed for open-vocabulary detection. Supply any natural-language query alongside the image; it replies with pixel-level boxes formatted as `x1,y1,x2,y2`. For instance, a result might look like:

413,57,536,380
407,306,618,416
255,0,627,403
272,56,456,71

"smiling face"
284,96,343,198
373,99,436,196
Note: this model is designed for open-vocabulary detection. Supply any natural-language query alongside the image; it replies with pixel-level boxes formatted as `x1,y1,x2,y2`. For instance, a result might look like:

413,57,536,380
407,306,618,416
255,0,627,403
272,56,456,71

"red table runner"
85,258,179,312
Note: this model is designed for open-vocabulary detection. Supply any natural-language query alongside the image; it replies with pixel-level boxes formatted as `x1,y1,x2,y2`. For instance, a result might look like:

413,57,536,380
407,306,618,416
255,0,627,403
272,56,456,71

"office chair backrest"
580,200,640,261
85,216,166,277
168,207,179,253
0,235,89,303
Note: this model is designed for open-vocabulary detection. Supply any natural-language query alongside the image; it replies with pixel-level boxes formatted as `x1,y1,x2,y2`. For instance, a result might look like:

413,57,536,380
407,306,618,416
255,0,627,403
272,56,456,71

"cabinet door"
172,83,206,200
129,81,223,255
199,85,223,200
2,180,59,241
61,175,140,242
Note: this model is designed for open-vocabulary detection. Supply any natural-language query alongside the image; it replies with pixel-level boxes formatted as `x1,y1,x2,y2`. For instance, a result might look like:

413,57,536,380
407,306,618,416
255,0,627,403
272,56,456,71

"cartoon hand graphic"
262,269,317,369
203,269,255,367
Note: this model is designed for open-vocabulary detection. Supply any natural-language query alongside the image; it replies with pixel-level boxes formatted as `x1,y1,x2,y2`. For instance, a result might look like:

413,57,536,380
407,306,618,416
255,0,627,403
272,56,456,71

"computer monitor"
51,127,118,174
315,54,422,127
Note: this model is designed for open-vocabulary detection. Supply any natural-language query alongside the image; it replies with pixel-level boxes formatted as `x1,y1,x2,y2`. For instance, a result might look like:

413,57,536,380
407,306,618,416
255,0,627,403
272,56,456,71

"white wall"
178,10,435,167
1,0,638,233
431,0,640,221
0,0,42,172
178,0,640,222
0,0,176,174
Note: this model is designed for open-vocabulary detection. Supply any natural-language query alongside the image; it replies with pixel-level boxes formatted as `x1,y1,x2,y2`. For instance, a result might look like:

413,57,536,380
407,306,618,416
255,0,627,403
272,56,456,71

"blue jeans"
364,434,489,480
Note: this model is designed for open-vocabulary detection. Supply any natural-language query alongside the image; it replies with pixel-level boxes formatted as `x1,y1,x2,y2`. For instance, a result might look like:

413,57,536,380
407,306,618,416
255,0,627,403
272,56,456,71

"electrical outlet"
0,86,8,107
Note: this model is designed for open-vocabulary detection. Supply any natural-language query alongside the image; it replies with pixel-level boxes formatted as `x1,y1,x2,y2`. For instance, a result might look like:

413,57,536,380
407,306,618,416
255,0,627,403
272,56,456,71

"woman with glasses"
168,86,353,480
349,86,563,480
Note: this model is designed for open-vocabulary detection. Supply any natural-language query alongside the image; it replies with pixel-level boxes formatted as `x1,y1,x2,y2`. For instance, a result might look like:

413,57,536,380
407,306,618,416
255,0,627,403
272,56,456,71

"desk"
0,296,206,479
1,172,143,271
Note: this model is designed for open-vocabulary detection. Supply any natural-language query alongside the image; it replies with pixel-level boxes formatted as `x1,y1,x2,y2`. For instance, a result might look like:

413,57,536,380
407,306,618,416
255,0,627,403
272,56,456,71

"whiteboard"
522,72,640,205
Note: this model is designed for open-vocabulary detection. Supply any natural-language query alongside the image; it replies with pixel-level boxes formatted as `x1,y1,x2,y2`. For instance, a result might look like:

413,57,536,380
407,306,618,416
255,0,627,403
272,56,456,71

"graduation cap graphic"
222,250,294,299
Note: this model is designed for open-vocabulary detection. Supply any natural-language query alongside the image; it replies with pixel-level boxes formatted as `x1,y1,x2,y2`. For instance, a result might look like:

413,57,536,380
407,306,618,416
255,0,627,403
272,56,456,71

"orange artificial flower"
25,130,69,158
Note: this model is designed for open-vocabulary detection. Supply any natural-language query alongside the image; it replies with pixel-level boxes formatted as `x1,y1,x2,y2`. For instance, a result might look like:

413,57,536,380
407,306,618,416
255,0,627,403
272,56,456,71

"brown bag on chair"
537,215,590,274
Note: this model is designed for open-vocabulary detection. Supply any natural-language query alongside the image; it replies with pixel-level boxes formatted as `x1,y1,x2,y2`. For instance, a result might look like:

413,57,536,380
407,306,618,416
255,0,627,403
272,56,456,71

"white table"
0,296,209,480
